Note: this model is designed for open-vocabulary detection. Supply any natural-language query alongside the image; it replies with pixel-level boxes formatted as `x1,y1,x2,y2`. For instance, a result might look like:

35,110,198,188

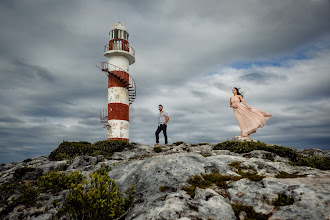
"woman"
230,87,272,138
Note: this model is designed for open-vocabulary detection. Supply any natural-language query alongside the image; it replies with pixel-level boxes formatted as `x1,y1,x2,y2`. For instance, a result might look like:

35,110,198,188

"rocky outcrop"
0,142,329,220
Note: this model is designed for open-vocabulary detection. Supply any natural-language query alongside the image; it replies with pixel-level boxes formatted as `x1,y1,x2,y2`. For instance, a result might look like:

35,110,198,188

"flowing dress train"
231,96,272,137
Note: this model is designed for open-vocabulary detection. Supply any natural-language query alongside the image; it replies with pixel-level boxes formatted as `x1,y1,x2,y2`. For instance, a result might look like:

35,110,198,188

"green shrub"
49,140,131,161
201,152,212,157
231,203,271,220
201,173,241,188
213,140,297,158
13,167,37,181
153,146,162,153
37,170,84,192
0,182,19,207
52,200,60,208
0,182,40,218
275,171,307,178
197,143,209,146
236,171,265,182
229,161,265,182
23,158,32,163
182,173,242,198
173,141,184,146
94,164,112,176
17,183,39,207
159,185,168,192
214,141,330,170
182,185,196,197
57,171,135,220
272,194,294,206
293,156,330,170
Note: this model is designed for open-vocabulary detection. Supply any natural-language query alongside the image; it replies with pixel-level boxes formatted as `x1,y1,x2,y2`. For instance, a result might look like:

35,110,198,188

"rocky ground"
0,141,329,220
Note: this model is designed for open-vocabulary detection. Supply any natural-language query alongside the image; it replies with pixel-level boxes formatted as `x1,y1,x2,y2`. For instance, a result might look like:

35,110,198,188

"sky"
0,0,329,164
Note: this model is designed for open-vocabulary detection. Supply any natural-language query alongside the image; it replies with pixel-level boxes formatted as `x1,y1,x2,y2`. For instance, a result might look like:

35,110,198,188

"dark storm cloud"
240,72,288,84
0,59,56,94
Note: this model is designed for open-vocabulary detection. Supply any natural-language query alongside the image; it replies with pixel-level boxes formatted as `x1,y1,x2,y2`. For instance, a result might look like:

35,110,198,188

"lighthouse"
100,22,136,142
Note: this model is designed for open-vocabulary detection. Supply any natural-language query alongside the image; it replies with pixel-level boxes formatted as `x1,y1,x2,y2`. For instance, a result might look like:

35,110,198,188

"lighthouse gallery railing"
104,42,135,58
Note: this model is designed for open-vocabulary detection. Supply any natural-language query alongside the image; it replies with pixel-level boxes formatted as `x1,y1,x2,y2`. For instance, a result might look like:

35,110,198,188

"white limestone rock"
0,142,329,220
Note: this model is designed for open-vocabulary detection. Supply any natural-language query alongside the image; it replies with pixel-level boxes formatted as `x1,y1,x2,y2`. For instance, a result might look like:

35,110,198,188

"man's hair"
159,104,163,107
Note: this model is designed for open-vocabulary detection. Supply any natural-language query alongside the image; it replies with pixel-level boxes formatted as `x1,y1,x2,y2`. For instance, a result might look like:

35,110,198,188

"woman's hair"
234,87,244,102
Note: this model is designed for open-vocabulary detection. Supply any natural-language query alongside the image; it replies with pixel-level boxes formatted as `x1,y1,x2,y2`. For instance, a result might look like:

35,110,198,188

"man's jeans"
155,124,167,144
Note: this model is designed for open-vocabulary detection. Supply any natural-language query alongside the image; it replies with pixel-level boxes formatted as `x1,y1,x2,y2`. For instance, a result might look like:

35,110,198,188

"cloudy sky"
0,0,329,164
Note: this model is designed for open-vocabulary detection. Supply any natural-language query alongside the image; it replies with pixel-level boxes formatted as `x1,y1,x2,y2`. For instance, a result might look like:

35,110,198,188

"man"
155,104,169,146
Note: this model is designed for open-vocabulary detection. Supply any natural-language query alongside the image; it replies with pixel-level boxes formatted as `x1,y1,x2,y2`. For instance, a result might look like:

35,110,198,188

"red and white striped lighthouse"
100,22,136,142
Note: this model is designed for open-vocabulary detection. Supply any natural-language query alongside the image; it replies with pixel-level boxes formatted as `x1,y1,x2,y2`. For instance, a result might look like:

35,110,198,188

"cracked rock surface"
0,142,329,220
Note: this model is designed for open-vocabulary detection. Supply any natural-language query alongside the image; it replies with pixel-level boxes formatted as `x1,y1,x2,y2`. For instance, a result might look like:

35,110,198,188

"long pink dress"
231,96,272,137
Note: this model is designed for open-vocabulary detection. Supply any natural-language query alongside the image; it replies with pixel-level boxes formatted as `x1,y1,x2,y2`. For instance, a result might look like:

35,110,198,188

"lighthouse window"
114,30,118,39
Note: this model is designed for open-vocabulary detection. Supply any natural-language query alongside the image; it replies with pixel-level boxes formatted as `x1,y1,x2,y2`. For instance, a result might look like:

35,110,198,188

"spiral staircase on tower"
99,62,136,128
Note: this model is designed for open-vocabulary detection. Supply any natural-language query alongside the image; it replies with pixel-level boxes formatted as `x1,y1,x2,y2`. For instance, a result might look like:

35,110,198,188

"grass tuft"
182,173,242,198
214,140,330,170
173,141,184,146
272,194,294,206
153,146,162,153
231,203,271,220
229,161,265,182
49,140,131,161
275,171,308,179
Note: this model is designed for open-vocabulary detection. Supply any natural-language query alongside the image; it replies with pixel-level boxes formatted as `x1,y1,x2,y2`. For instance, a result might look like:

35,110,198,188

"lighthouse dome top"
111,22,128,32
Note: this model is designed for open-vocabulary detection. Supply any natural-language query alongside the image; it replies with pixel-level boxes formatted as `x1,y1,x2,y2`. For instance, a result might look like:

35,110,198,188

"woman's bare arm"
238,95,251,109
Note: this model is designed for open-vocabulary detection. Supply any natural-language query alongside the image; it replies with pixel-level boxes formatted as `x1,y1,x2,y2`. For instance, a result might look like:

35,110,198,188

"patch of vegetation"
0,182,40,218
17,183,39,207
275,171,308,179
257,164,264,169
182,173,241,198
182,185,196,197
198,143,209,146
229,161,265,182
159,185,168,192
37,170,84,192
49,140,131,161
173,141,184,146
129,154,152,161
2,168,134,220
52,200,61,208
264,152,276,161
237,171,265,182
214,140,330,170
159,185,170,192
57,171,135,220
292,156,330,170
231,203,271,220
23,158,32,163
13,167,38,181
94,164,112,176
0,182,19,207
272,194,294,206
153,146,162,153
201,152,212,157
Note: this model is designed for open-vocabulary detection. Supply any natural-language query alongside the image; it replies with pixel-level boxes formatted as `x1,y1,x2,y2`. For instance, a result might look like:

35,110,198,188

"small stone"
239,211,247,220
236,192,244,197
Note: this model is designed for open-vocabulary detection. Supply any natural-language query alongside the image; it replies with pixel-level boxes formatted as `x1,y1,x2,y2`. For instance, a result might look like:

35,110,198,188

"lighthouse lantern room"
100,22,136,142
